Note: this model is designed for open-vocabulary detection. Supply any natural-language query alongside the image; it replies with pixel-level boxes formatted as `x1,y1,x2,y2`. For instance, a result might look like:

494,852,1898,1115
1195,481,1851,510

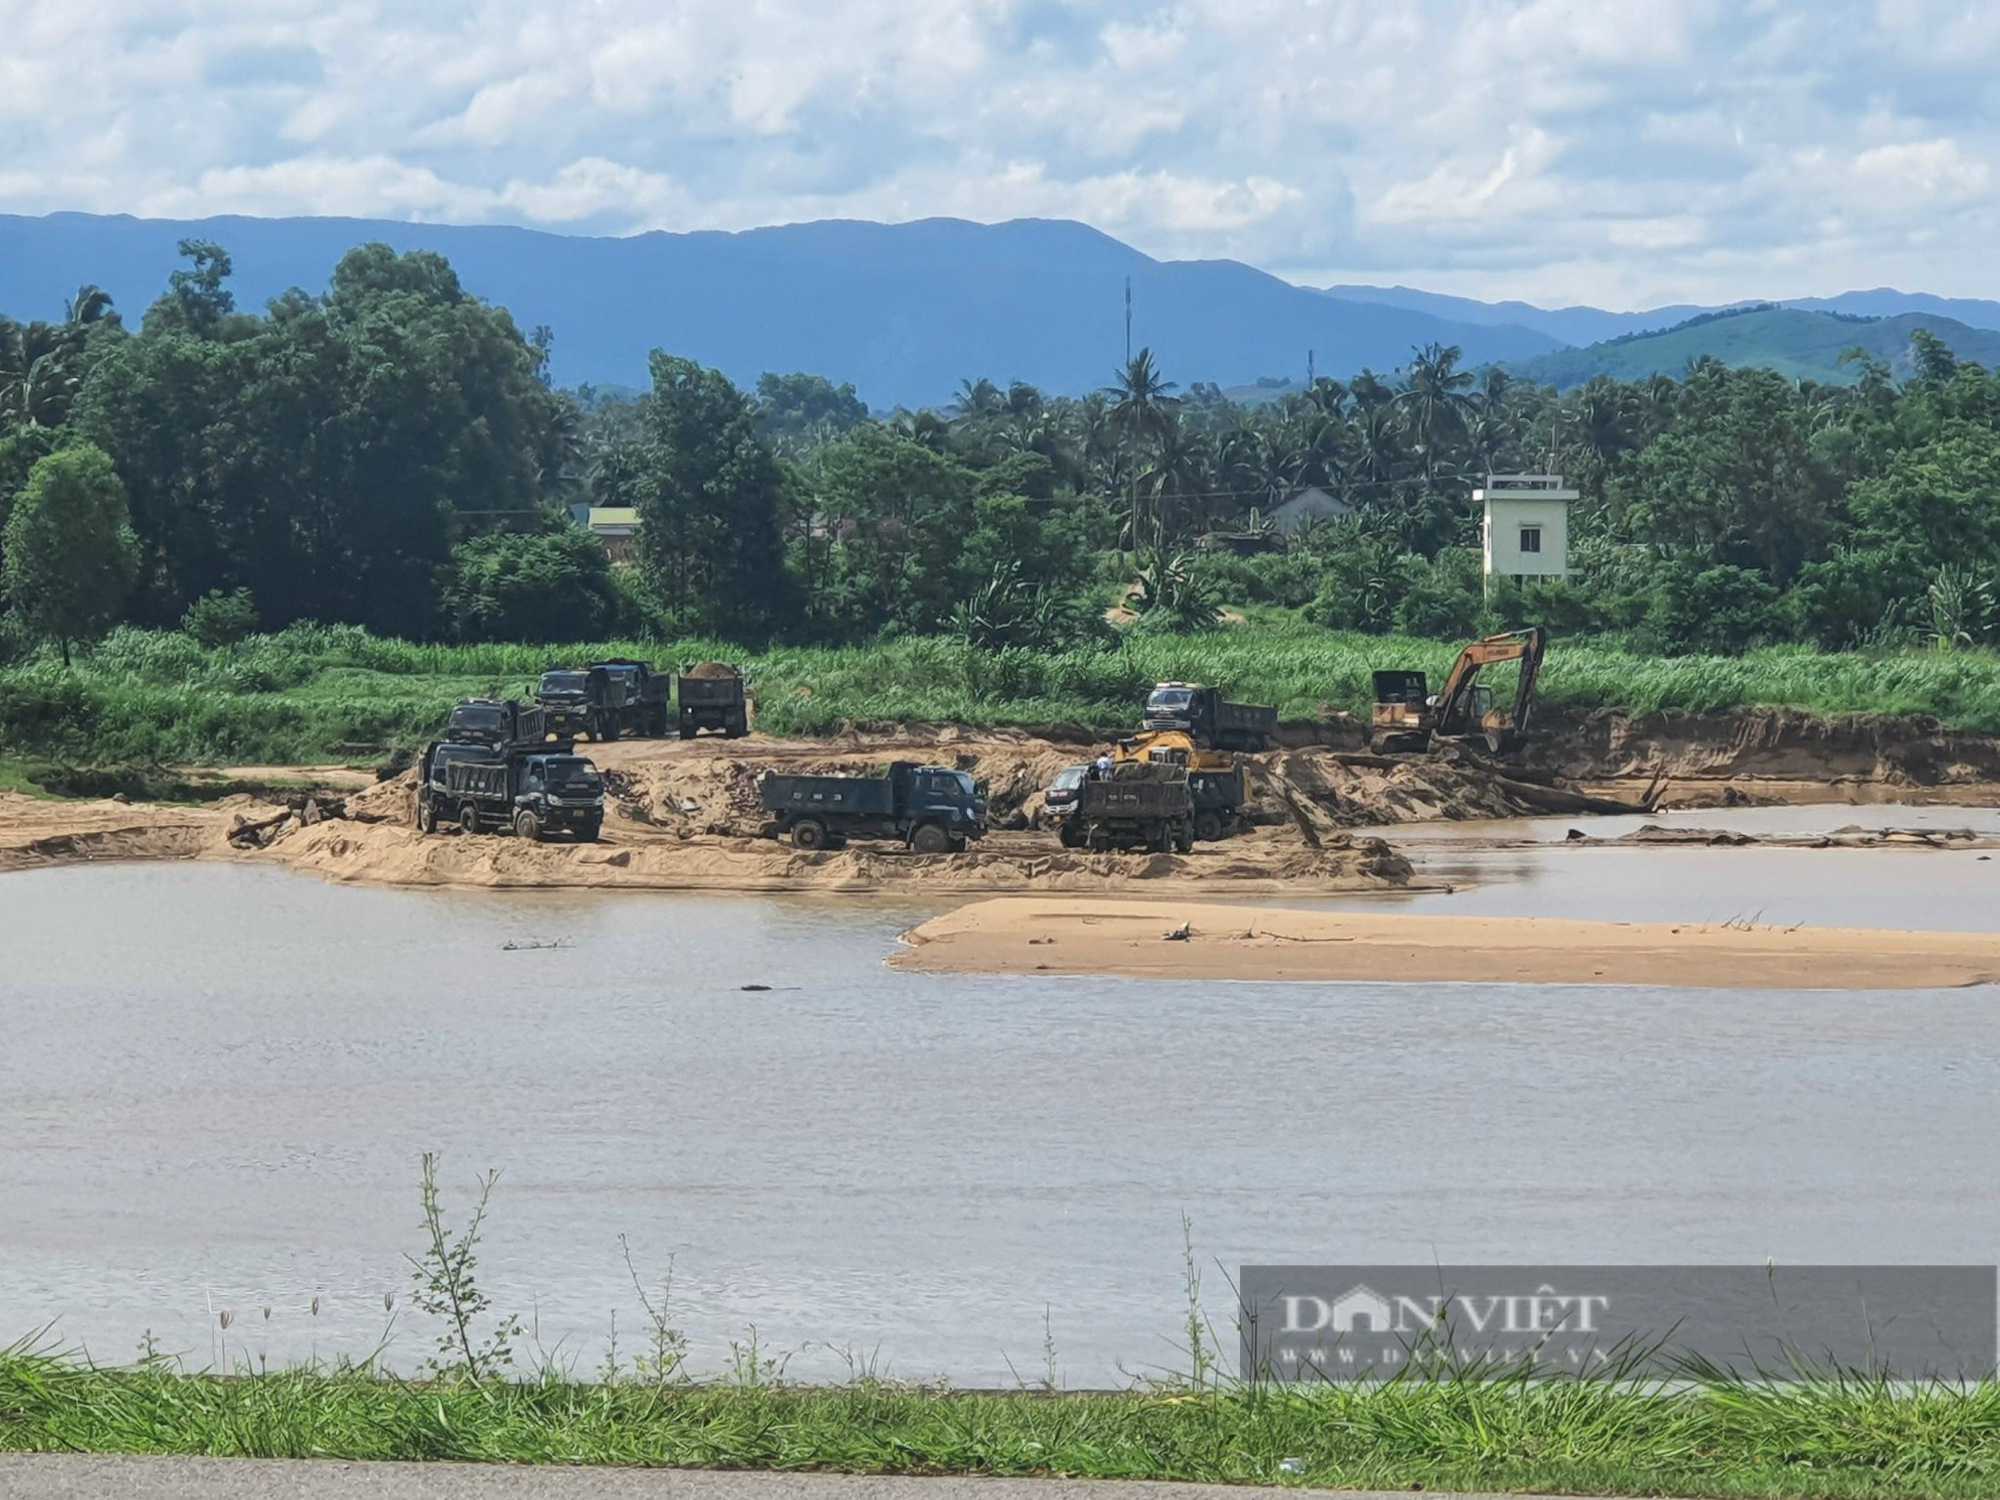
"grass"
7,619,2000,767
7,1165,1996,1497
6,1346,2000,1496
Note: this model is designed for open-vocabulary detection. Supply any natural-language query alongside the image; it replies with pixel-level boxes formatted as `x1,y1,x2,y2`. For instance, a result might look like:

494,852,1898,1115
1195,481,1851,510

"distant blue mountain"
1324,283,2000,349
1317,284,1702,346
0,213,1564,409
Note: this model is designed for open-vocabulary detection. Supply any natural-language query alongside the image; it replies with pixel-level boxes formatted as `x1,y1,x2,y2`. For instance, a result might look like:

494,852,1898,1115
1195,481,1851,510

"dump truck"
591,659,674,737
415,742,604,841
1371,627,1547,755
446,698,551,749
535,667,621,742
760,761,986,852
1038,763,1091,831
1062,760,1194,853
679,661,749,740
1114,728,1247,842
1142,683,1277,752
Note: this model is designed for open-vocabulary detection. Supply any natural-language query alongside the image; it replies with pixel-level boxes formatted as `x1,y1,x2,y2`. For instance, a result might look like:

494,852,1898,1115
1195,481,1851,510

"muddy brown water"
5,830,2000,1386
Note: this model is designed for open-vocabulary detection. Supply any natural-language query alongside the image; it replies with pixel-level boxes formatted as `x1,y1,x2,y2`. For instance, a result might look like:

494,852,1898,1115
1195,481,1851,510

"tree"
77,242,567,634
800,424,978,636
146,240,237,339
443,522,618,642
754,372,868,451
1396,342,1475,480
2,445,140,663
1103,349,1180,548
632,354,797,640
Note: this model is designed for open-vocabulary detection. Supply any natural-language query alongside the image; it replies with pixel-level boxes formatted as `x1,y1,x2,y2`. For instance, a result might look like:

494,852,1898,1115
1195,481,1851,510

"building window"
1518,525,1542,554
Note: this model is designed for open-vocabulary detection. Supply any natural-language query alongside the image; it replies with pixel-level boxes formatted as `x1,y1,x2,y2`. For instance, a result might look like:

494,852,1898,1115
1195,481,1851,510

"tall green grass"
4,1345,2000,1497
6,622,2000,766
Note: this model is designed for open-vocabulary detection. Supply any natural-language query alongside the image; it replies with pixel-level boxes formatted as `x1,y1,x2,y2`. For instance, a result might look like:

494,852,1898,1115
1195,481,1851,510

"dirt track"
5,708,1999,896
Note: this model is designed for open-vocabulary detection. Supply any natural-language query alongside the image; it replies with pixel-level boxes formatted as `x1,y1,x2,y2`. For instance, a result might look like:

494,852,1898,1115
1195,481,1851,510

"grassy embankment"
6,622,2000,770
5,1345,2000,1497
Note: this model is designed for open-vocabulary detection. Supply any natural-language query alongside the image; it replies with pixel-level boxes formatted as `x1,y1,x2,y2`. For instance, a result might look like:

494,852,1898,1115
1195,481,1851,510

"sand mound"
895,897,2000,990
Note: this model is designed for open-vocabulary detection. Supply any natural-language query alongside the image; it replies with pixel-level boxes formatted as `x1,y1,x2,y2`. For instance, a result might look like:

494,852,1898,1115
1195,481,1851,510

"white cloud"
3,1,2000,306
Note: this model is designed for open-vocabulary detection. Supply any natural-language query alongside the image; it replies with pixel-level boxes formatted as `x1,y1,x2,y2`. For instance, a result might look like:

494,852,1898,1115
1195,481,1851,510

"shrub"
182,588,260,648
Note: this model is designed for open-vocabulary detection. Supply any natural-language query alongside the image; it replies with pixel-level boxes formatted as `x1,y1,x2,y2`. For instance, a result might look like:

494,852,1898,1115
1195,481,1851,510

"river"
4,830,1999,1385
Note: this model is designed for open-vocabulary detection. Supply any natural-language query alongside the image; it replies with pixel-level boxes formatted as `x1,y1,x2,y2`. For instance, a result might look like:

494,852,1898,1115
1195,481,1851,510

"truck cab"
447,698,523,748
535,668,618,741
1040,764,1090,826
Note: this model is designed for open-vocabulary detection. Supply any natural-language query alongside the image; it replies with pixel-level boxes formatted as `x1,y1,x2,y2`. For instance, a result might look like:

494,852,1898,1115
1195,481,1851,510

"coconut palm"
1103,348,1181,549
1397,342,1476,479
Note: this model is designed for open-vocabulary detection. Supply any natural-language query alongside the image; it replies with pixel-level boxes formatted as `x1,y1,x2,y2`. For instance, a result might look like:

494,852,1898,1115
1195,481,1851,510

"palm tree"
0,287,117,428
1396,342,1475,480
1103,348,1180,549
949,378,1005,422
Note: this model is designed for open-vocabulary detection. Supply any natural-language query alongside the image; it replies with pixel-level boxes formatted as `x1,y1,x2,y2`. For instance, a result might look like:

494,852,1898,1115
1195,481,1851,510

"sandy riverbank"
9,708,2000,896
0,791,1417,896
891,897,2000,990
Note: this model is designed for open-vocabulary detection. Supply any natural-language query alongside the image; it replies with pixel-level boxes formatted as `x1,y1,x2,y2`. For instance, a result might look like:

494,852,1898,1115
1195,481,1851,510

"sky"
3,0,1998,309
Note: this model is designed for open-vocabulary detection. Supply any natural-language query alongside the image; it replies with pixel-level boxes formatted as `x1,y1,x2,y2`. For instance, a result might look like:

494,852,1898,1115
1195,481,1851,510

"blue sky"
3,0,1997,308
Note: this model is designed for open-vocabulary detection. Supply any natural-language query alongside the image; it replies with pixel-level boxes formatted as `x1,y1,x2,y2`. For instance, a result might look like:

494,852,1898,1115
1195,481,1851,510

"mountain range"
0,212,1993,406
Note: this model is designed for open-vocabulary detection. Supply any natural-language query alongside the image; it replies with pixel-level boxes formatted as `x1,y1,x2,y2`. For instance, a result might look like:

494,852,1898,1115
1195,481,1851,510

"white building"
1476,474,1573,592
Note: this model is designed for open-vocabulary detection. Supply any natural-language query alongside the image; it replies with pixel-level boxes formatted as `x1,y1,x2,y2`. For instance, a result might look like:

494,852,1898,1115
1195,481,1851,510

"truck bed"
760,773,897,818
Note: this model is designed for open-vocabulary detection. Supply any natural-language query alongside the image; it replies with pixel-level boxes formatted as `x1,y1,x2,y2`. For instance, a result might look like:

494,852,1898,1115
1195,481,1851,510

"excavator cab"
1369,671,1434,754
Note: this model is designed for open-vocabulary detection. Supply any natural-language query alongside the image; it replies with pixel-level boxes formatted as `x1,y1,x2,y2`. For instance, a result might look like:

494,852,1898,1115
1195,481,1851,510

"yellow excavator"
1113,729,1246,843
1370,627,1547,755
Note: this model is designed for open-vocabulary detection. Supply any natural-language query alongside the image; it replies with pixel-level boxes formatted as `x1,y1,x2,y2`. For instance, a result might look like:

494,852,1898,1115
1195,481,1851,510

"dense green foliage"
1,444,139,662
6,1349,2000,1497
8,236,2000,688
7,623,2000,767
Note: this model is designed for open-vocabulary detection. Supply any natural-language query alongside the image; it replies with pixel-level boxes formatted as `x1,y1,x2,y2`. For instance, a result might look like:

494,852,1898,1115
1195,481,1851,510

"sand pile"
258,820,1412,895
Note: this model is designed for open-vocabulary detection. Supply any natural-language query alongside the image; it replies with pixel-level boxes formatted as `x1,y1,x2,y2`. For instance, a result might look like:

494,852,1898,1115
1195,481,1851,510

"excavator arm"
1432,628,1547,744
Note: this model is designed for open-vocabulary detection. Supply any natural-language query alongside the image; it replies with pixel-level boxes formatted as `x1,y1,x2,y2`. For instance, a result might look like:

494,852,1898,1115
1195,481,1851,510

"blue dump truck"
678,661,749,739
534,667,619,741
415,741,605,842
759,761,987,853
1142,683,1277,752
591,659,675,737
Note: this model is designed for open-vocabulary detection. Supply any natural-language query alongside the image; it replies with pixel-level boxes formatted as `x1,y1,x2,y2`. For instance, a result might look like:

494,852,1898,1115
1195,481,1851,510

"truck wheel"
910,823,950,855
726,714,747,739
514,808,542,842
947,835,968,854
1059,823,1086,850
577,819,601,843
791,818,829,851
1193,809,1223,843
459,804,481,837
416,799,437,835
1173,822,1195,854
601,719,620,743
679,724,697,741
1145,825,1169,854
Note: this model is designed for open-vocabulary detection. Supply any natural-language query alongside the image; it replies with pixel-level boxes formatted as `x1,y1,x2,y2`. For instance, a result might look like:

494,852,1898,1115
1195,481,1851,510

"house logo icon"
1329,1284,1395,1333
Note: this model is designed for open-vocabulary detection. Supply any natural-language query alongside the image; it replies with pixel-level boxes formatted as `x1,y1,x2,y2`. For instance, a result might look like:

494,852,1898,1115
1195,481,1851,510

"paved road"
0,1457,1555,1500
